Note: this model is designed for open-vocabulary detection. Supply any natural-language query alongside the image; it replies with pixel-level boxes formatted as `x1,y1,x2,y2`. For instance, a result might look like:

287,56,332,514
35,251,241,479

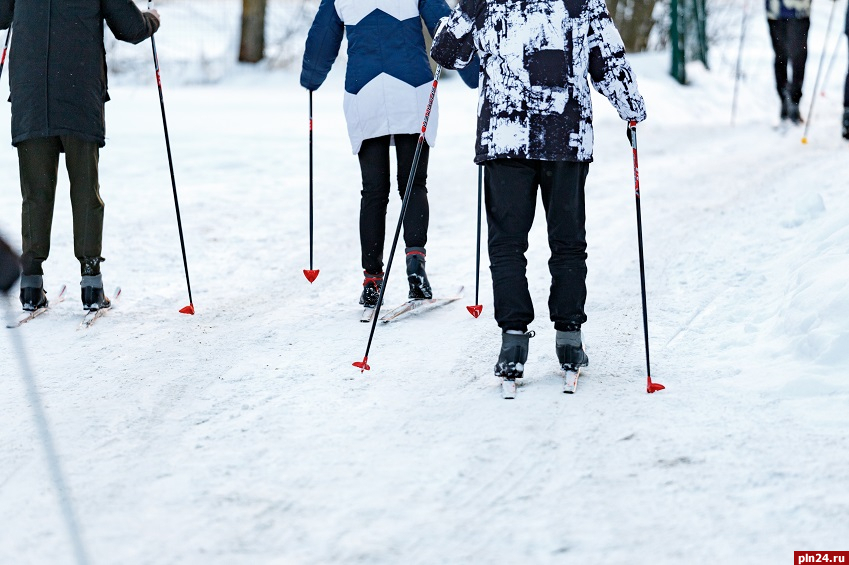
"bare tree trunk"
239,0,267,63
606,0,657,53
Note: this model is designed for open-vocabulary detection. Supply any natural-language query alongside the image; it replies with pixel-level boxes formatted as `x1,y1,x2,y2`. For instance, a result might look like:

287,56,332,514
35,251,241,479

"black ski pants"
484,158,589,333
357,134,429,275
18,136,103,276
768,18,810,104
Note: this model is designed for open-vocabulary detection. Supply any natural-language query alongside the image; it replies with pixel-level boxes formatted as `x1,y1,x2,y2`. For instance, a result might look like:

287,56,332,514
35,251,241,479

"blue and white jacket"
765,0,811,20
301,0,480,154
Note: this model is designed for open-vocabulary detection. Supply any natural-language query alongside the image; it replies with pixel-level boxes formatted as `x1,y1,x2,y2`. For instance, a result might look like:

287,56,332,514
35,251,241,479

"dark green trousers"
18,136,103,276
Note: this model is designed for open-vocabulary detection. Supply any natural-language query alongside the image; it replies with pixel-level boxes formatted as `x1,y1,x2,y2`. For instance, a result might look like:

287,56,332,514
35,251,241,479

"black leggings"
768,18,810,104
357,134,429,274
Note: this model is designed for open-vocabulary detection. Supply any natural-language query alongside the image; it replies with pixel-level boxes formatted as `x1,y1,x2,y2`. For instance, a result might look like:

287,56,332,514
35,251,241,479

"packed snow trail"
2,14,849,564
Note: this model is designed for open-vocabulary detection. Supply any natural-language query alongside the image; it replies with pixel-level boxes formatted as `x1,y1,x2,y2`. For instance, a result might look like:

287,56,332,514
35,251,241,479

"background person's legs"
785,17,810,106
768,19,790,104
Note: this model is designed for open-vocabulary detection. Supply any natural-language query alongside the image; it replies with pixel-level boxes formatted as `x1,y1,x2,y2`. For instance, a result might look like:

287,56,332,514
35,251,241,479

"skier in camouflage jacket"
431,0,646,378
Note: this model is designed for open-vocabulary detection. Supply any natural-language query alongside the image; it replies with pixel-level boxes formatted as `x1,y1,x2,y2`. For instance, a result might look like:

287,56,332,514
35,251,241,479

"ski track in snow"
2,7,849,563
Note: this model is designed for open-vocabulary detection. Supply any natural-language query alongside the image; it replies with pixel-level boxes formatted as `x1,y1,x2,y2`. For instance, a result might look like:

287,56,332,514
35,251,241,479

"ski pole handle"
629,121,640,197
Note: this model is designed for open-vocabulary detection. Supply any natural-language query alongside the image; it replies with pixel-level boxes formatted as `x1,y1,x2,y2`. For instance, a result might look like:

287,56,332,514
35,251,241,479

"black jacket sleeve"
102,0,158,44
0,0,14,30
430,0,478,72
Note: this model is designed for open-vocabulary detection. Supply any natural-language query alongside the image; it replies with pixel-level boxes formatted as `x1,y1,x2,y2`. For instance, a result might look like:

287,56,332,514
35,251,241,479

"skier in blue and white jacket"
300,0,479,307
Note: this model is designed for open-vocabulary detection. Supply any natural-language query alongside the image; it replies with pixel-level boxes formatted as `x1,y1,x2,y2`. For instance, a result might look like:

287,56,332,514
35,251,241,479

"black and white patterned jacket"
430,0,646,163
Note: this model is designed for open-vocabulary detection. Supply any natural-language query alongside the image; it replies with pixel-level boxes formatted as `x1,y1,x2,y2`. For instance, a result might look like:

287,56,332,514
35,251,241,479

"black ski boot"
406,248,432,300
556,330,589,371
20,274,47,311
80,257,110,310
494,330,533,378
842,108,849,140
81,274,111,311
359,271,383,308
784,91,803,125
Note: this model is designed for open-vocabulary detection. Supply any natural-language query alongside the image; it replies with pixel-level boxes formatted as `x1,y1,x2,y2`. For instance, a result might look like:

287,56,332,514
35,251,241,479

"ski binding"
380,286,464,323
501,377,517,399
79,287,121,330
563,366,582,394
7,285,67,328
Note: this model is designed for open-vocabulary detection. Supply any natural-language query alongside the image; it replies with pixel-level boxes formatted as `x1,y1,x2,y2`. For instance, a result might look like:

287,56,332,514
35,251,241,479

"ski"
563,367,582,394
360,306,376,323
78,287,121,330
501,377,517,399
379,286,464,324
7,285,67,328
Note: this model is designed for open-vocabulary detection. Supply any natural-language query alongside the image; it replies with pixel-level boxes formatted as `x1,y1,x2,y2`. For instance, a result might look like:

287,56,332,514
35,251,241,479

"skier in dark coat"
0,1,160,311
431,0,646,380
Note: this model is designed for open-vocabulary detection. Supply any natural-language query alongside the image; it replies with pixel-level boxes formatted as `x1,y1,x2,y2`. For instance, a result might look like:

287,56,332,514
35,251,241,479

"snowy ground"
1,3,849,564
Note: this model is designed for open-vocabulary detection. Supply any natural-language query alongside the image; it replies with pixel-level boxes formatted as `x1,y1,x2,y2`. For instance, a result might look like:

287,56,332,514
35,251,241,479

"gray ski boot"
20,274,47,311
81,274,111,311
494,330,533,378
556,330,589,371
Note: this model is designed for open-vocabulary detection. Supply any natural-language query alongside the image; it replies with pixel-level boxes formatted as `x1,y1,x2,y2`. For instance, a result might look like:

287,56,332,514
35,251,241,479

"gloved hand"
434,16,449,39
145,9,161,34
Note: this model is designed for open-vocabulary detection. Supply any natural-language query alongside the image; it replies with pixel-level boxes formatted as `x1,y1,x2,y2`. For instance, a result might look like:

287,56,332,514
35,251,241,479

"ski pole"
0,244,91,565
304,90,319,283
354,66,443,372
730,0,749,126
628,122,665,394
820,33,845,97
466,164,483,318
0,25,11,82
802,0,840,144
148,0,195,314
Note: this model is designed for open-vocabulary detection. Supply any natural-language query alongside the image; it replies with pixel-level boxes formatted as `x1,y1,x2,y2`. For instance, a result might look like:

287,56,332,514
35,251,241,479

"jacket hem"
12,129,106,148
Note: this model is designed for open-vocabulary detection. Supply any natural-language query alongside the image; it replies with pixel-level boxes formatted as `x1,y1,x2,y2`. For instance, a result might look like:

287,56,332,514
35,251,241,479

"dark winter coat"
765,0,811,20
0,0,159,147
431,0,646,163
